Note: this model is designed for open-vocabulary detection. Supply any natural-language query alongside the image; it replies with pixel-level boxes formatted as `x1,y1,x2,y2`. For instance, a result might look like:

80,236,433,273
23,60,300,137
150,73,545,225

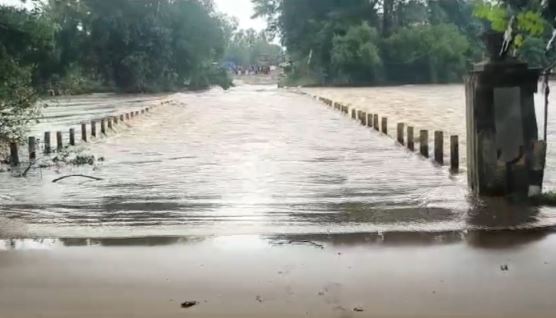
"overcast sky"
1,0,267,31
214,0,266,31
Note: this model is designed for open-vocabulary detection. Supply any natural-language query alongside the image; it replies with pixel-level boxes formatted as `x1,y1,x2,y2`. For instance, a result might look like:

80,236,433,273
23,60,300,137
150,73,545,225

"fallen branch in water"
52,174,104,183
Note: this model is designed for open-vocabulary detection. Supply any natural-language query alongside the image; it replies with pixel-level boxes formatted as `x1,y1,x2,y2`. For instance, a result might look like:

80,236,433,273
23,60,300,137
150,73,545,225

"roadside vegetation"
0,0,235,146
253,0,556,87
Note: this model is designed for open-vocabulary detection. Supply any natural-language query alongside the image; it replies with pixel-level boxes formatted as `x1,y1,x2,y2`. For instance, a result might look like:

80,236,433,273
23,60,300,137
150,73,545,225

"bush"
330,23,383,84
383,24,470,83
0,49,41,144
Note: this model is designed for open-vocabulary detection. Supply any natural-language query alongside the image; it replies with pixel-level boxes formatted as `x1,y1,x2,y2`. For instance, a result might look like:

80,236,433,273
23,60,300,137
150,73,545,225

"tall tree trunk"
383,0,394,36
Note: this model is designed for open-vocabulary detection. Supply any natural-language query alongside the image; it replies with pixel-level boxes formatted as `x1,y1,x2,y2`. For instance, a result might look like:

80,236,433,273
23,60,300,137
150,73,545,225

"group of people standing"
232,65,272,76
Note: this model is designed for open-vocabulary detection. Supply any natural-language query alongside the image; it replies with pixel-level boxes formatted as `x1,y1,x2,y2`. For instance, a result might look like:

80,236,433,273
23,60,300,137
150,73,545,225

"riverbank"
1,231,556,318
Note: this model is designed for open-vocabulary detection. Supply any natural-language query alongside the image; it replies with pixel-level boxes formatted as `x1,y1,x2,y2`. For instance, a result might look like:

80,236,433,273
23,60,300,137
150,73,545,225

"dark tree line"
0,0,234,144
1,0,233,95
253,0,556,86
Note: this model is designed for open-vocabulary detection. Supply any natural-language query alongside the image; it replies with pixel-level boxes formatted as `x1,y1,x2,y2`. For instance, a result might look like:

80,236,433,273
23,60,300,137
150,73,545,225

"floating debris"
353,307,364,312
180,301,198,309
500,265,509,271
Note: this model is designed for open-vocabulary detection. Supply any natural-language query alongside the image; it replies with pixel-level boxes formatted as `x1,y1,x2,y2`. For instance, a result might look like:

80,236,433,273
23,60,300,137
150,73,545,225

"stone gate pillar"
466,59,545,197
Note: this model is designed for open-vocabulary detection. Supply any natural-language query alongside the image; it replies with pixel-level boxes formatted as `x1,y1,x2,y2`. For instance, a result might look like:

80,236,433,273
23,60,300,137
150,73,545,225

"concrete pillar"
397,123,405,145
91,121,97,137
466,59,543,196
28,137,36,160
451,135,459,172
9,142,19,167
420,130,429,158
381,117,388,134
407,126,415,151
81,123,87,142
44,132,51,154
100,119,106,135
56,131,63,151
367,114,373,128
434,131,444,165
373,115,379,131
361,112,367,126
69,128,75,146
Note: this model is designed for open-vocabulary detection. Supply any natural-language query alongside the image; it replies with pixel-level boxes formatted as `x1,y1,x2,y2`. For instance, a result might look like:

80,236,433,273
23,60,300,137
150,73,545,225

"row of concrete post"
8,107,154,167
317,96,459,172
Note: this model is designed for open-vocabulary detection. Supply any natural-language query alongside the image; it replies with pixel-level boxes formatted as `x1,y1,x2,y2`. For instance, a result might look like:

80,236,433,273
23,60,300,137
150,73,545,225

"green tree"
330,22,382,84
0,3,53,144
384,24,470,83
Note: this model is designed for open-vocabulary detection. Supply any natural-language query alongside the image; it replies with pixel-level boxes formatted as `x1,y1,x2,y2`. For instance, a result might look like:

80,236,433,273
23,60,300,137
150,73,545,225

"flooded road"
2,84,556,318
1,85,556,238
303,84,556,191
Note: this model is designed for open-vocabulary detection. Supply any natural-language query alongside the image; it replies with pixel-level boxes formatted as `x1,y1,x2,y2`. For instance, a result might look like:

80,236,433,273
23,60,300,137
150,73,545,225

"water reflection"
467,197,541,229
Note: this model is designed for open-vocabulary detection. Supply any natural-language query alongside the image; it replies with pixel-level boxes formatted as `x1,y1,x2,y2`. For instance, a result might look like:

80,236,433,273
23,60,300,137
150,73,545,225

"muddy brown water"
1,84,556,238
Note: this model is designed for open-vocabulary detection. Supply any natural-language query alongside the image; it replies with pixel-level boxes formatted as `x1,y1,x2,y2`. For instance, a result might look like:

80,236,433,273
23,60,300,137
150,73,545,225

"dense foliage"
0,3,51,145
254,0,556,86
0,0,233,144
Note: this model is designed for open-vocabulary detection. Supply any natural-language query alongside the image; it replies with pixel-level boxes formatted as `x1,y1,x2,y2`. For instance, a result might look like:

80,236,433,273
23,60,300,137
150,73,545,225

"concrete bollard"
92,120,98,137
141,109,145,114
450,135,459,172
135,111,139,116
397,123,405,145
373,114,379,131
100,119,106,135
44,132,51,154
351,109,357,119
434,131,444,165
56,131,63,151
420,130,429,158
146,108,149,112
69,128,75,146
121,114,125,122
407,126,415,151
113,116,118,125
28,136,36,160
81,123,87,142
367,114,373,128
107,117,113,130
9,142,19,167
361,112,367,126
381,117,388,134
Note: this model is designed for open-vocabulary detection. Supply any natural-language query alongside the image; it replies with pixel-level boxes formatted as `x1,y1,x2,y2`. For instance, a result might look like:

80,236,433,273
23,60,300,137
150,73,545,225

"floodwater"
3,84,556,318
303,84,556,190
1,84,556,238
